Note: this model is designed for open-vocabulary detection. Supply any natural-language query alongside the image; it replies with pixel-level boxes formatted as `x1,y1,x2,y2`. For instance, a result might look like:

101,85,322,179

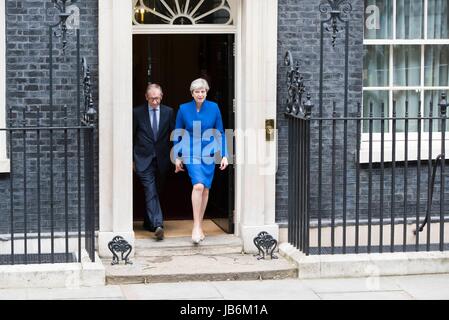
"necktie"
152,108,158,139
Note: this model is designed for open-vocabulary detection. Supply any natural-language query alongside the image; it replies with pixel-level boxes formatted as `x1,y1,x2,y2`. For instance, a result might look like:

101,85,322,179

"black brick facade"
276,0,449,226
276,0,365,223
2,0,98,234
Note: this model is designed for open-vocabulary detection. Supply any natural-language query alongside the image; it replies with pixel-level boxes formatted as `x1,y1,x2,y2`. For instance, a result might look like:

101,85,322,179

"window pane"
363,45,389,86
424,90,449,132
363,90,389,133
364,0,393,39
396,0,424,39
427,0,449,39
393,45,421,86
425,45,449,86
393,90,420,132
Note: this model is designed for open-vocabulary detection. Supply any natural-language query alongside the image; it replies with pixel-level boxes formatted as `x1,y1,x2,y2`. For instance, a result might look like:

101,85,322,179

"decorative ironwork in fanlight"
46,0,80,53
319,0,352,47
132,0,234,25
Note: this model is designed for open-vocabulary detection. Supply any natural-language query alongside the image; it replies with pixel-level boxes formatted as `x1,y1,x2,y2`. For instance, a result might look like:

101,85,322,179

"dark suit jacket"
133,103,176,174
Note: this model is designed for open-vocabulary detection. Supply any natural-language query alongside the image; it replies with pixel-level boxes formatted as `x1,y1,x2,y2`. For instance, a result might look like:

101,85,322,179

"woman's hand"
220,157,228,170
175,158,185,173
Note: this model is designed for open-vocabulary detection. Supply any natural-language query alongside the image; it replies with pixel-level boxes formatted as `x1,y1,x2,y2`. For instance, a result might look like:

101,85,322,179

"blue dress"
174,100,228,189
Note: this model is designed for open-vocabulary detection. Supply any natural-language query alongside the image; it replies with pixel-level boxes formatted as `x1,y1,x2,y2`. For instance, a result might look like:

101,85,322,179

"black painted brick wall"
276,0,365,223
2,0,98,234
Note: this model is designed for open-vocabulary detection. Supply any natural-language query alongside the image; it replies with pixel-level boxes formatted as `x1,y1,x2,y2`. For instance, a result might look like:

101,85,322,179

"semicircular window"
133,0,234,25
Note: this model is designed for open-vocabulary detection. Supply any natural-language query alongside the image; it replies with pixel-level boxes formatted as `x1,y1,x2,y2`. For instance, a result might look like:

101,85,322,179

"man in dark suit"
133,83,175,240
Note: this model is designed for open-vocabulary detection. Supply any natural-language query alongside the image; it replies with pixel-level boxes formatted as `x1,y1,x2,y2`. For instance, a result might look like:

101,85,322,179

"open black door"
206,34,235,234
132,33,235,233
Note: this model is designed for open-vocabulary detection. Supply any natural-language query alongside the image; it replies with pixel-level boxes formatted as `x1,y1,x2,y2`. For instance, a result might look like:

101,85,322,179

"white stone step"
133,234,243,257
104,252,297,285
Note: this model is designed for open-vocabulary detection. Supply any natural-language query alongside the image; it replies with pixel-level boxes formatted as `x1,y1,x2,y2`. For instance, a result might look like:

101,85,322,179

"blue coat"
174,100,228,188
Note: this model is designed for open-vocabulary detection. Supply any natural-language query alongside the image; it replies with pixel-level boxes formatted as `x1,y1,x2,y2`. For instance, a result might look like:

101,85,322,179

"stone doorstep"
103,253,298,285
0,251,105,289
279,242,449,279
103,234,296,284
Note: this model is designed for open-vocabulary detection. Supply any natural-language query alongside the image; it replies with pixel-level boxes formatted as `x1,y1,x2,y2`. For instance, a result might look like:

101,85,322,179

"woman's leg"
191,183,205,241
199,188,209,238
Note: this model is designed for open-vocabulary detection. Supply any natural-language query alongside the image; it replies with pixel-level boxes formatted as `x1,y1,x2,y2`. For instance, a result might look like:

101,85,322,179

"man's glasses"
149,97,161,101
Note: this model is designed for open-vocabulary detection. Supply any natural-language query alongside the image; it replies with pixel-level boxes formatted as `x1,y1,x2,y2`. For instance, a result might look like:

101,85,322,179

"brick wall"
276,0,363,223
1,0,98,234
276,0,449,227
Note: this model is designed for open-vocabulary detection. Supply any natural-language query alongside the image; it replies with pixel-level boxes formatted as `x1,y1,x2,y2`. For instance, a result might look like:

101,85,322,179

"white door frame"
97,0,278,256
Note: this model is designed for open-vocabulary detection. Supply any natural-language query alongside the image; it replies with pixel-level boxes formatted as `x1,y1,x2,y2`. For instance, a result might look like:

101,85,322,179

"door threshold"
133,219,227,239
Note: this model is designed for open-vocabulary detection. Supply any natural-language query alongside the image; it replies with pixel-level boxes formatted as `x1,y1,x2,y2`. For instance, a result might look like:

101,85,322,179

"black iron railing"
285,1,449,255
286,95,449,255
2,117,96,265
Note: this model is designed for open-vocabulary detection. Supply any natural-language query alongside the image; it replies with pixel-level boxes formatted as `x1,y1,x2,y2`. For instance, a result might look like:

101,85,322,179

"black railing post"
427,100,434,251
64,106,69,262
439,93,448,251
403,100,409,252
9,106,14,265
380,103,385,253
304,94,313,255
37,106,42,263
416,103,422,251
331,102,337,254
84,126,95,262
355,102,361,253
391,101,397,252
368,102,373,253
22,108,28,264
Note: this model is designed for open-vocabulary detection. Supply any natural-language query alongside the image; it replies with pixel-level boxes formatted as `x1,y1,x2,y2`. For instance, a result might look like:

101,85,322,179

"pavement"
1,273,449,300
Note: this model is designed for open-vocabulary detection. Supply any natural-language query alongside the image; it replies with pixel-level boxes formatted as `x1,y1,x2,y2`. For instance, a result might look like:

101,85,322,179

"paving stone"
120,282,223,300
301,277,401,293
317,291,413,300
392,274,449,300
212,279,319,300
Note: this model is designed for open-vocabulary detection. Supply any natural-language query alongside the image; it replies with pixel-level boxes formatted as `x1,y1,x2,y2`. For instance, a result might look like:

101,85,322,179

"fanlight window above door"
132,0,234,25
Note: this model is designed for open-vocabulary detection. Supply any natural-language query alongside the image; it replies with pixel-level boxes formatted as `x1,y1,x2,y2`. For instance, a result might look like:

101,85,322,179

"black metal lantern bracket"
47,0,80,54
319,0,353,47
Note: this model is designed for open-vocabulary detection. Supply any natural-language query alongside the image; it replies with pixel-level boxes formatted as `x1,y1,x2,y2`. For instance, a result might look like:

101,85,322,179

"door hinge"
233,99,236,113
233,42,236,57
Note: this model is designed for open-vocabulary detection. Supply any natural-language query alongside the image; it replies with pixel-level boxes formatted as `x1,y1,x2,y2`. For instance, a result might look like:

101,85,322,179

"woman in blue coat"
174,78,229,244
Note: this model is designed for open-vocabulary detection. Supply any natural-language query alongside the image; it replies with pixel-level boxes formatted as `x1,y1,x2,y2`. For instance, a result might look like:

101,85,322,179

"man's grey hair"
146,83,163,96
190,78,209,93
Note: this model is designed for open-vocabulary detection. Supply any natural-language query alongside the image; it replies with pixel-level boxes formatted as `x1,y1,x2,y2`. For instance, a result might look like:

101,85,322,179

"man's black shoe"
143,223,156,232
154,226,164,240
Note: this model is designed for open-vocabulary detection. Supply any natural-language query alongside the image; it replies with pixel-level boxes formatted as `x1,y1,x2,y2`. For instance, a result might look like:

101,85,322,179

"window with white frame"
362,0,449,162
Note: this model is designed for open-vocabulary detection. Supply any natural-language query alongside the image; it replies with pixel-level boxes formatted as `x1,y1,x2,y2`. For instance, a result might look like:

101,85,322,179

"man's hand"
175,158,185,173
220,157,228,171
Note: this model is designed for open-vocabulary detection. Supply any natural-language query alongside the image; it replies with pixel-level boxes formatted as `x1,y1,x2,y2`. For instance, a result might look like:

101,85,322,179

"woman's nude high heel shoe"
192,229,201,244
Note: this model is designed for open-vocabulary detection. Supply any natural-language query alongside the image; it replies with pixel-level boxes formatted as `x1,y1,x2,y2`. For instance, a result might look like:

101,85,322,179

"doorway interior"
132,33,235,234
